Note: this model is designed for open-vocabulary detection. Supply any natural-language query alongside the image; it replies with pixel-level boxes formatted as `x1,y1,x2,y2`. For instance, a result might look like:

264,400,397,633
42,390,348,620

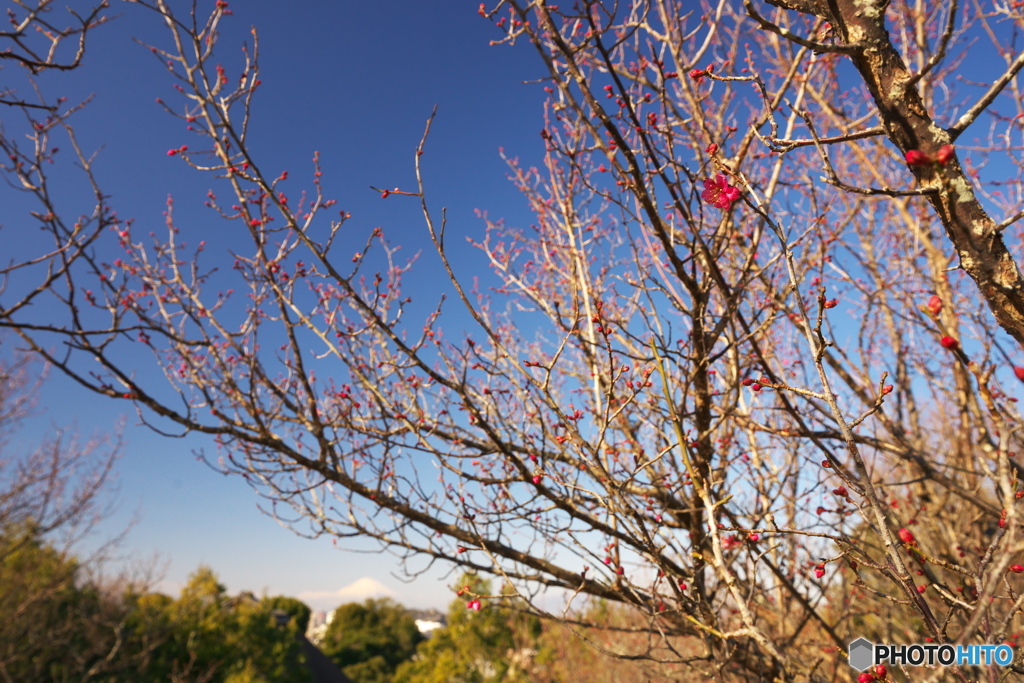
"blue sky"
2,0,550,611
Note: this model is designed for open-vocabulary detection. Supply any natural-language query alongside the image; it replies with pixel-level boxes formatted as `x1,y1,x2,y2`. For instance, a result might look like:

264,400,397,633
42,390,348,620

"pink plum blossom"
702,173,741,209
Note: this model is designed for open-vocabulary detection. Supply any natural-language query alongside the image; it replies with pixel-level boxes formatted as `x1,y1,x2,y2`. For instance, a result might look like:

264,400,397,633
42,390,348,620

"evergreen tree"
321,598,423,683
132,566,312,683
395,574,545,683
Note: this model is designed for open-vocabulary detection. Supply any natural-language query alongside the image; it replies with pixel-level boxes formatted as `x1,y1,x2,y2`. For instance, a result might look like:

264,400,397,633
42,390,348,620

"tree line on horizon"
0,517,311,682
2,518,701,682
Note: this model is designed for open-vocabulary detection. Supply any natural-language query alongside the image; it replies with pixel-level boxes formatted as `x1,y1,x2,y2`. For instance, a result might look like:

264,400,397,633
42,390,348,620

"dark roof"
298,635,355,683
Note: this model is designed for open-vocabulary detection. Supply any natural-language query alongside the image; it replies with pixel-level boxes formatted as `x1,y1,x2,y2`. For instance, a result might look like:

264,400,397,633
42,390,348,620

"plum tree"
5,0,1024,680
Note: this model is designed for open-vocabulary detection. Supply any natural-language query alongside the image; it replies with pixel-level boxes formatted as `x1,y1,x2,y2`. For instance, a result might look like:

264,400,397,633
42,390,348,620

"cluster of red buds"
689,64,714,82
905,144,954,167
857,664,889,682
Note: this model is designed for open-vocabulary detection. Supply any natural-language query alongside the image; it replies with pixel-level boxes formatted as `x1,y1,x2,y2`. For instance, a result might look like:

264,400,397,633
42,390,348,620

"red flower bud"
926,294,942,315
874,664,887,679
917,584,927,594
1014,366,1024,382
1011,564,1024,573
814,565,825,579
898,528,915,544
905,149,931,166
936,144,955,166
858,673,875,683
706,143,718,155
940,336,959,350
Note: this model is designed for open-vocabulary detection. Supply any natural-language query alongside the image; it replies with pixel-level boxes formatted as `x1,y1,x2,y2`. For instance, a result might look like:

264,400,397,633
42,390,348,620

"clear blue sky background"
3,0,550,612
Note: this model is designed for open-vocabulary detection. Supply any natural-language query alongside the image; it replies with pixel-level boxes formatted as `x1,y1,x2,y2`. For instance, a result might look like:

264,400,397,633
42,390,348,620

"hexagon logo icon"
848,638,874,671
